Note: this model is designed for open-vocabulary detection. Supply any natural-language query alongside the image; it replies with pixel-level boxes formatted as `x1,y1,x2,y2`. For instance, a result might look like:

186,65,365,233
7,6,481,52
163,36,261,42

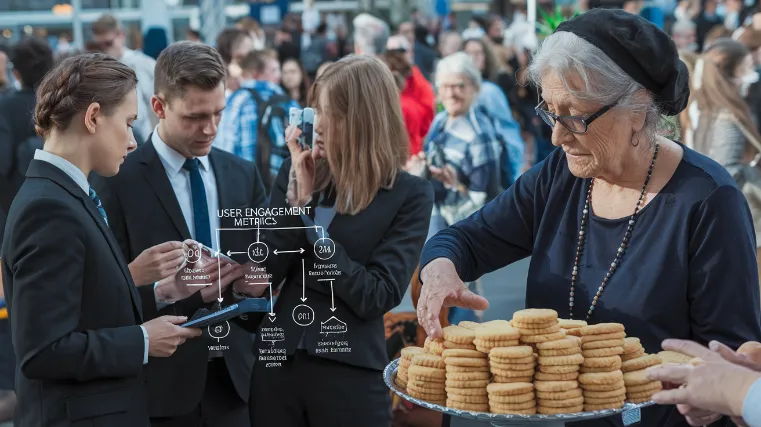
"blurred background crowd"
2,0,761,425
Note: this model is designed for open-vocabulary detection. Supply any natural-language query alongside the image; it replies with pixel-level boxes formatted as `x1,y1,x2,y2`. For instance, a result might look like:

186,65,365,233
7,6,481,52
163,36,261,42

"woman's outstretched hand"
285,124,315,207
417,258,489,339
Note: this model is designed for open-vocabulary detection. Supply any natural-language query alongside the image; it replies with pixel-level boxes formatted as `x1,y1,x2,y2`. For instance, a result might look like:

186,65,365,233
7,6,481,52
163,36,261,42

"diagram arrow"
300,258,307,302
226,250,246,256
268,283,276,322
216,252,223,303
274,248,305,255
330,281,336,312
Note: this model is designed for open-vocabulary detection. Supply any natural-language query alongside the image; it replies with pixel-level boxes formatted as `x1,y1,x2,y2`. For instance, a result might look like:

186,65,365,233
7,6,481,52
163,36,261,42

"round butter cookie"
536,338,580,350
621,354,662,373
579,323,625,335
512,308,558,325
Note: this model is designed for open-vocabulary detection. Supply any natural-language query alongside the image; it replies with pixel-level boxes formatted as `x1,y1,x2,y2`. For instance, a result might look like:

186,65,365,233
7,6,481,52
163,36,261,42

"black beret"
554,8,690,116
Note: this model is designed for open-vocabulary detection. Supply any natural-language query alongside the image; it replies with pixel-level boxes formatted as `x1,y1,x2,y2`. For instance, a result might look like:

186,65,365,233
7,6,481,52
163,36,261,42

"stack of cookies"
579,323,626,411
621,338,646,361
489,346,536,384
442,349,490,412
514,309,567,351
406,357,447,406
473,323,521,355
658,351,692,365
487,382,537,415
425,337,445,356
621,354,662,403
559,319,588,337
535,337,584,414
459,320,483,330
396,347,426,390
443,325,477,351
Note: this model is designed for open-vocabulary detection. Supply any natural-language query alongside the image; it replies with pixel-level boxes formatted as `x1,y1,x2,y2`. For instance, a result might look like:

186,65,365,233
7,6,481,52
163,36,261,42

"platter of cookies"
384,309,660,424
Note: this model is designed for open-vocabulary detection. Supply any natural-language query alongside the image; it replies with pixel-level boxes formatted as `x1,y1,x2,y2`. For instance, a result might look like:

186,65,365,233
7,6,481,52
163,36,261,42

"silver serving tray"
384,358,656,426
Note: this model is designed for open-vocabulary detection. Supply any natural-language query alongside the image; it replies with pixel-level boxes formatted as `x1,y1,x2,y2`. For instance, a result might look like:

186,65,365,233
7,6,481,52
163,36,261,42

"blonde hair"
309,55,409,215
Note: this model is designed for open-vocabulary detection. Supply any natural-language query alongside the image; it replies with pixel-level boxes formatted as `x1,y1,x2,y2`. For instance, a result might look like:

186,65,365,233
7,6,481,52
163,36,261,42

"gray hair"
527,31,660,142
353,13,390,56
435,52,483,90
671,19,696,36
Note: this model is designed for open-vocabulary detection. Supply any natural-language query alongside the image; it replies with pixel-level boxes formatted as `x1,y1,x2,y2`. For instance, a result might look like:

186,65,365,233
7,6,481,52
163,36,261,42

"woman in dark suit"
0,53,202,427
237,55,434,427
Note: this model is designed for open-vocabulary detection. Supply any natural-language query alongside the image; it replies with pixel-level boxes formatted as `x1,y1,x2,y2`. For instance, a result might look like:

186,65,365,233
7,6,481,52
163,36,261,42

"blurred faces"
439,32,462,58
672,28,697,52
463,40,486,72
89,89,138,177
399,22,415,44
281,59,303,92
540,72,639,178
152,83,226,158
734,54,759,97
437,72,477,117
488,19,505,44
92,30,125,59
262,57,282,85
231,35,255,65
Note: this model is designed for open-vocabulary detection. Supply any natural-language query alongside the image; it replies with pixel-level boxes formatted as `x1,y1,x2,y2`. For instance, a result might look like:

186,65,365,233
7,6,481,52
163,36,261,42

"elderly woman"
416,9,761,427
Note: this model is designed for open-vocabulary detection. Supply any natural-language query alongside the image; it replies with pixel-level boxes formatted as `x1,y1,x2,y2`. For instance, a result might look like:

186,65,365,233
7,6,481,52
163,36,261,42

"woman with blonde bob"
243,55,434,426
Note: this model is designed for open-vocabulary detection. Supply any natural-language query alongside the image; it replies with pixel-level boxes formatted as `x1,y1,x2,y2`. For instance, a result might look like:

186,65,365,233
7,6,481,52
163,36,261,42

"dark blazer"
90,139,268,417
240,158,433,372
1,160,148,427
0,89,37,213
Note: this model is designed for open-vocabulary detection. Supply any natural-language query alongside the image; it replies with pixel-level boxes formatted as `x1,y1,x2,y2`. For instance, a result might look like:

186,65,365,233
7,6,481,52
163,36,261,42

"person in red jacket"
385,35,435,156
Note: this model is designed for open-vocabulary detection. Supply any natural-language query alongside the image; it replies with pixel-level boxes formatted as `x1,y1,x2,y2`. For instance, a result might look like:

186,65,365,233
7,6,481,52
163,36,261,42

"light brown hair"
694,38,761,149
240,49,277,74
34,53,137,138
678,49,698,143
308,55,409,215
154,41,226,102
91,14,121,35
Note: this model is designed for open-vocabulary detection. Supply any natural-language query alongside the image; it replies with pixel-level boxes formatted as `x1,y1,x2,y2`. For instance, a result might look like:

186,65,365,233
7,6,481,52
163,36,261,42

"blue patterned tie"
88,188,109,227
182,158,212,248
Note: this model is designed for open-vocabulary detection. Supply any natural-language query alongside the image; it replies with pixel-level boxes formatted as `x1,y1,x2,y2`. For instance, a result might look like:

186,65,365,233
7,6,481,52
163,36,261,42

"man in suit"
92,41,267,427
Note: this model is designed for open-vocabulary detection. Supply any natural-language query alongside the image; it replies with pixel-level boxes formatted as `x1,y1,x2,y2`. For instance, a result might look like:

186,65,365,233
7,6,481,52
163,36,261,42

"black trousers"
150,358,249,427
250,350,391,427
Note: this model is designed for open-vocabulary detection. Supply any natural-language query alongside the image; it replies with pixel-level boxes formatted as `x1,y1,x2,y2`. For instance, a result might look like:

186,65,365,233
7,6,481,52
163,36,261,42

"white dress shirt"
33,150,150,365
151,129,221,251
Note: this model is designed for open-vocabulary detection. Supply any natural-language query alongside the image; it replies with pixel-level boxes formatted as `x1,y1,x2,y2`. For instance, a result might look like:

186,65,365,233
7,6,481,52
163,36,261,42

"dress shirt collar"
33,149,89,194
151,127,211,176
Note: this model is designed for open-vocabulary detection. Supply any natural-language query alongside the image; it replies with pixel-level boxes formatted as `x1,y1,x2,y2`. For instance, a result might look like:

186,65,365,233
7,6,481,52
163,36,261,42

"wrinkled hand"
285,124,316,207
429,164,458,189
129,241,185,285
417,258,489,339
646,339,761,423
141,315,202,357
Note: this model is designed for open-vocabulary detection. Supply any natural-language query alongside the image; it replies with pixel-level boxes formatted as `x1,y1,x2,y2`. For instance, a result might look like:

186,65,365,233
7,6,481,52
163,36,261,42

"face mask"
716,4,727,17
739,71,759,98
12,79,20,91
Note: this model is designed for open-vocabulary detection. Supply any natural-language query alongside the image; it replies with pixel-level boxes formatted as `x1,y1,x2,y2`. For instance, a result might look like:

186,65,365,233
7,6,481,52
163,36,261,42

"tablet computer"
180,297,274,328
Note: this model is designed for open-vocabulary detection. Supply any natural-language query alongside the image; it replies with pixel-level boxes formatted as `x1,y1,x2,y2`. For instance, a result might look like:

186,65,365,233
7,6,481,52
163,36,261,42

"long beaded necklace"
569,141,660,321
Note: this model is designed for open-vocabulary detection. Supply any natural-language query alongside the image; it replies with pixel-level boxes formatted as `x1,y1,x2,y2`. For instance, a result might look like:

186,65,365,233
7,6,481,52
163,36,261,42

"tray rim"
384,358,655,424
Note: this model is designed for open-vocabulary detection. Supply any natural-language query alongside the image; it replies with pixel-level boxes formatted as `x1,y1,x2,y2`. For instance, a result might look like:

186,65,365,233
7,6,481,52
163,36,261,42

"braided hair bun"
34,53,137,139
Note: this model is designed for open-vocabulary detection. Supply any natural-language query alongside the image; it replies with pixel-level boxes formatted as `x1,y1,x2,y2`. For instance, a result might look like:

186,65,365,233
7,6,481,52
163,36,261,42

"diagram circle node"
293,304,315,326
208,321,230,341
314,238,335,260
248,242,269,263
183,241,202,265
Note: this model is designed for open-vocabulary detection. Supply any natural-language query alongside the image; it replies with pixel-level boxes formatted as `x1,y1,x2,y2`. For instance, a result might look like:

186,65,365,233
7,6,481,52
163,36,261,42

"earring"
631,133,640,147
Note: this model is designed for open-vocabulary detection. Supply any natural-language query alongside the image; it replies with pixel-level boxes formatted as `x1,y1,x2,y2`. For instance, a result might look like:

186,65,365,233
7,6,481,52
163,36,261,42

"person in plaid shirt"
214,50,299,189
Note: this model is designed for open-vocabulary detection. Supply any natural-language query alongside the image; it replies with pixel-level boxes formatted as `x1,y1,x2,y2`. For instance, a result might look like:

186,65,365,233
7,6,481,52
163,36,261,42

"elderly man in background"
91,14,157,143
353,13,391,57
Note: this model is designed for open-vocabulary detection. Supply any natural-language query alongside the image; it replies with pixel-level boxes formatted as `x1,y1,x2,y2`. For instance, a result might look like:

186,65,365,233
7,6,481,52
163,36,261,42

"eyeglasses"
534,100,615,134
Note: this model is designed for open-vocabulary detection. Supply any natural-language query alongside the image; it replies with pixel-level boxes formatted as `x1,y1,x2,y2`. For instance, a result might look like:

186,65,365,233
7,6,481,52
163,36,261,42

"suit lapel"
26,160,144,322
139,140,192,240
210,150,230,248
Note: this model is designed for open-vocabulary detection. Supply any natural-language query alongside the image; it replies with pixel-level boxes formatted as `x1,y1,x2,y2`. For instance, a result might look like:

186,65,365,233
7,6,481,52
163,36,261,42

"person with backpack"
215,49,299,193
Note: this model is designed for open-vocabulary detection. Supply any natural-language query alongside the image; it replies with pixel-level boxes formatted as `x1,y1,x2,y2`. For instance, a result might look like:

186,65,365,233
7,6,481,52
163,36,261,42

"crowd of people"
0,1,761,426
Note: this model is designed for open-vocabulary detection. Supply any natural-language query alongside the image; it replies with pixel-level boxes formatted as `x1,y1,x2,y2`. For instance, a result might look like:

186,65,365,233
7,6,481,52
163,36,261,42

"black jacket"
2,160,148,427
